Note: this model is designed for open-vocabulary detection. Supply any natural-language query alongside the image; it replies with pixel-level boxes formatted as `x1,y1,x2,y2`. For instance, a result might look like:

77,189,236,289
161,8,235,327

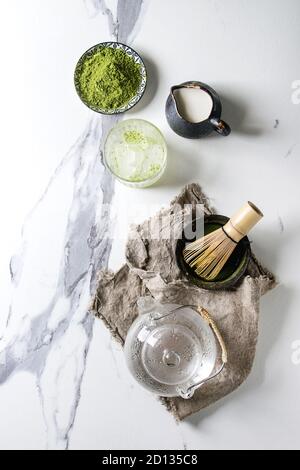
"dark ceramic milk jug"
166,81,231,139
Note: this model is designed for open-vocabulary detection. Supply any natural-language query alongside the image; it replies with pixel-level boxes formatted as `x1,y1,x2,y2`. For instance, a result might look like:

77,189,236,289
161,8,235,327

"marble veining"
278,216,285,233
0,0,147,450
84,0,148,43
284,144,296,159
85,0,119,38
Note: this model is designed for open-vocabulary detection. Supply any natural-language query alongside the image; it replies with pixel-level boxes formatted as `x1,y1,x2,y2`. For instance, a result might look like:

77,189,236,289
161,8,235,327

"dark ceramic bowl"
74,42,147,115
176,214,251,290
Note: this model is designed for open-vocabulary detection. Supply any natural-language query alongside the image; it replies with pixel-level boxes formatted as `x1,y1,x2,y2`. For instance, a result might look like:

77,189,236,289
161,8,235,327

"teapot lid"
124,300,226,399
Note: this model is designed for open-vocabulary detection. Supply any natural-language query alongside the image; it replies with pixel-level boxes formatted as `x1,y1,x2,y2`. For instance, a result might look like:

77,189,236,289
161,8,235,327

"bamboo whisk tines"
183,202,264,281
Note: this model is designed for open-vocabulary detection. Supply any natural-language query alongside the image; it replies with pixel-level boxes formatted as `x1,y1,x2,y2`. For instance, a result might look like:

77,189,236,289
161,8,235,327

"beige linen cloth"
92,183,276,420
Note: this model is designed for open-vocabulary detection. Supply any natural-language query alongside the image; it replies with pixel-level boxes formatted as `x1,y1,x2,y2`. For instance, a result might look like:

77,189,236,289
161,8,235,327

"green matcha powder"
77,47,142,111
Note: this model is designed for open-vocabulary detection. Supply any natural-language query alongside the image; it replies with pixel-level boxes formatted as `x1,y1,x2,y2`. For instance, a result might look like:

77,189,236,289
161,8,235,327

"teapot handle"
177,306,228,399
198,307,228,364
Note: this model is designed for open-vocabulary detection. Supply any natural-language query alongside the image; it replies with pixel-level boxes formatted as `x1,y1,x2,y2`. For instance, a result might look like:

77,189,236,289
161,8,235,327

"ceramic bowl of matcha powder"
74,42,147,114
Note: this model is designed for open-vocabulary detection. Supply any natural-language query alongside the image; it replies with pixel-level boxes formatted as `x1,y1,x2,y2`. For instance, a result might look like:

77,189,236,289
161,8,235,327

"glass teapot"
124,299,228,399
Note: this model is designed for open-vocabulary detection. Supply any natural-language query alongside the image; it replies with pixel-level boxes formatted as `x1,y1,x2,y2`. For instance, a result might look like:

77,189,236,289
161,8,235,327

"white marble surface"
0,0,300,450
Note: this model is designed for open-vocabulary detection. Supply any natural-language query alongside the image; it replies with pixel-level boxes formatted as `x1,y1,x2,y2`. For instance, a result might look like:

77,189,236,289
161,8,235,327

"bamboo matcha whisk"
183,202,264,281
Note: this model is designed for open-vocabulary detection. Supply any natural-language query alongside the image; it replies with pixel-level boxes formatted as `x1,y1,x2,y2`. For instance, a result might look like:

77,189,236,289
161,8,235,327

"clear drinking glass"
104,119,167,188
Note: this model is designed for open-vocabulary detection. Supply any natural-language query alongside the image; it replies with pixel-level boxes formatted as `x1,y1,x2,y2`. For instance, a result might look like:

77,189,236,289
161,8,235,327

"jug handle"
210,118,231,136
